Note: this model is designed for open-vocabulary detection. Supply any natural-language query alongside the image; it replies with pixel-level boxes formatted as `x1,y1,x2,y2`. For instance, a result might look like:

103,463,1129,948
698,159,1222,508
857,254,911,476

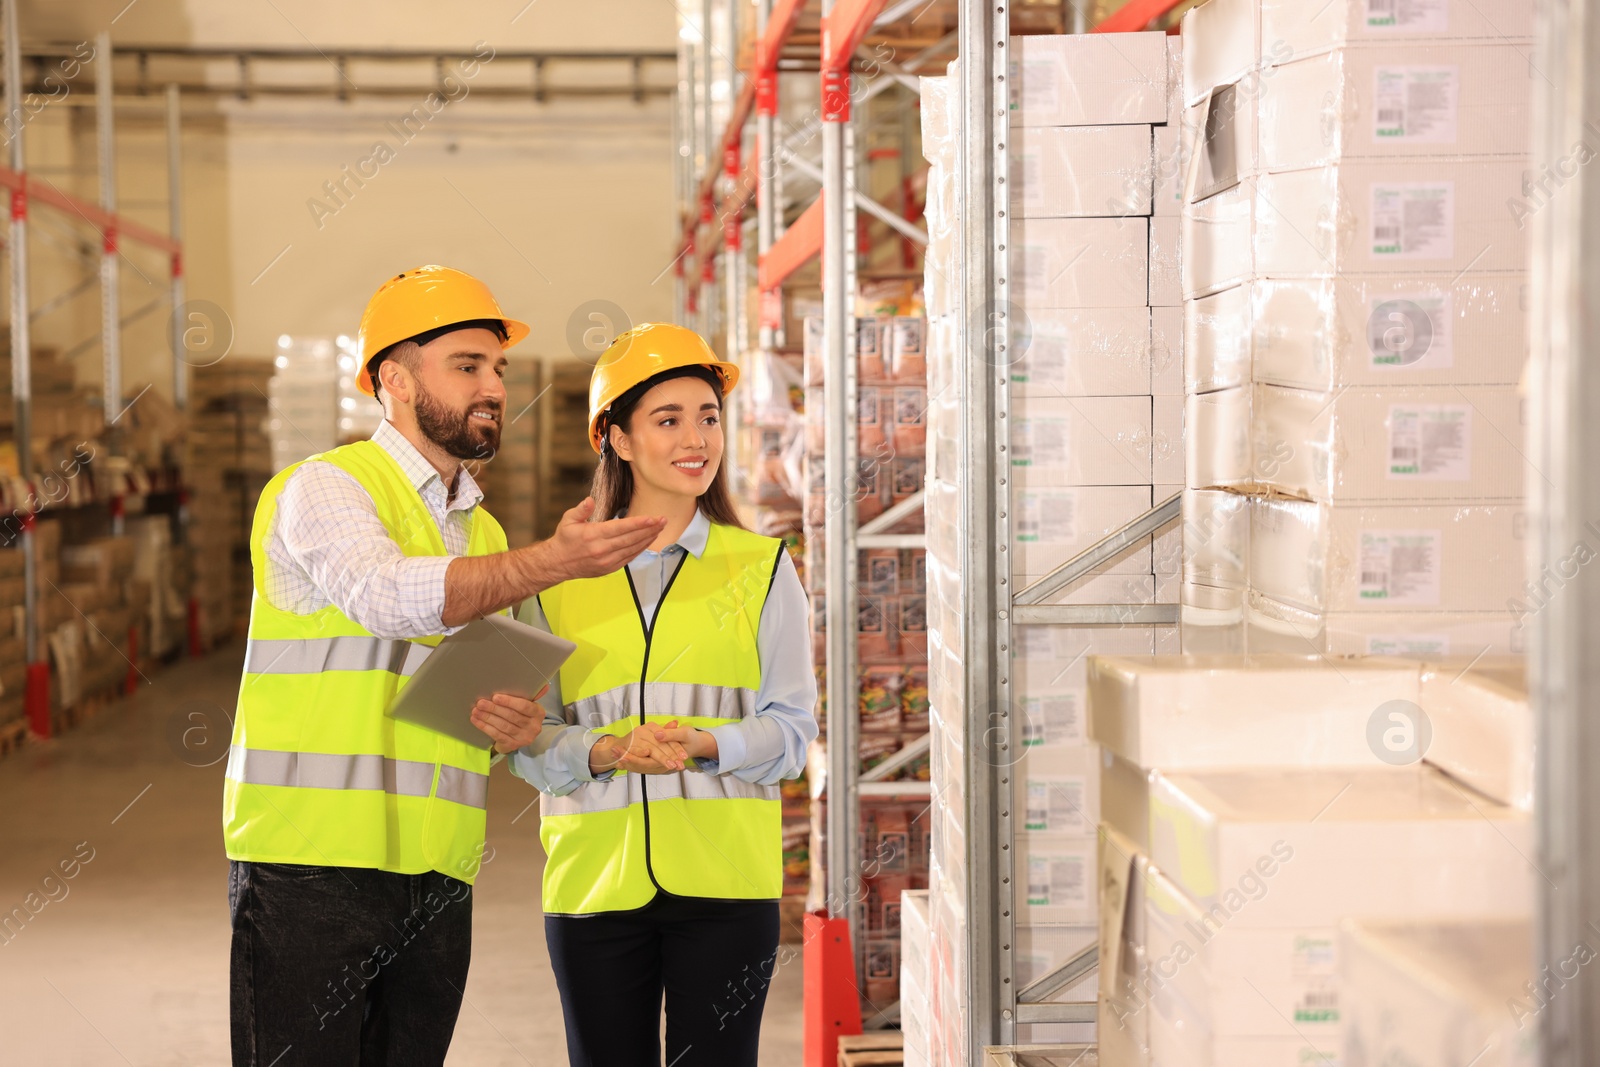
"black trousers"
229,861,473,1067
546,893,782,1067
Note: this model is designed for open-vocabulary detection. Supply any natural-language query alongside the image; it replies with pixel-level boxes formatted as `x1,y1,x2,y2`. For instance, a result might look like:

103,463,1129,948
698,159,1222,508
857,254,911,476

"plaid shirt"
262,420,483,640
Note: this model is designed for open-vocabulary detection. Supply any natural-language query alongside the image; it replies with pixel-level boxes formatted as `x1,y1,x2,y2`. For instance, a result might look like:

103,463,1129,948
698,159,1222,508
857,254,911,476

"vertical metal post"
1531,1,1600,1062
956,0,1012,1055
754,0,780,353
96,34,121,458
4,0,42,735
682,35,698,328
167,83,186,411
821,0,862,980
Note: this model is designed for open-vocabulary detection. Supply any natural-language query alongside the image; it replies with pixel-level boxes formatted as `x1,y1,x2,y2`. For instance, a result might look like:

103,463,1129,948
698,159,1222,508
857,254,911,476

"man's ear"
379,359,411,404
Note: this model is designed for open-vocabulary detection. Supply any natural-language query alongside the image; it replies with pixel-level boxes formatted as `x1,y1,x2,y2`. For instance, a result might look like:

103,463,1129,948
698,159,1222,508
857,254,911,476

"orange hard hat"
355,265,530,396
587,322,739,453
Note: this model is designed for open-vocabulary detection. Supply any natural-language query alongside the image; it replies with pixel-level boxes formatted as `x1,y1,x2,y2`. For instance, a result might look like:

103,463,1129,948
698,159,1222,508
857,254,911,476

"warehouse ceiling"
19,0,675,51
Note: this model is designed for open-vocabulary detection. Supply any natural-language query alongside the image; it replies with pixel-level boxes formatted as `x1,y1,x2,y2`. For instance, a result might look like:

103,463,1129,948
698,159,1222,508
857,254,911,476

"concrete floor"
0,642,805,1066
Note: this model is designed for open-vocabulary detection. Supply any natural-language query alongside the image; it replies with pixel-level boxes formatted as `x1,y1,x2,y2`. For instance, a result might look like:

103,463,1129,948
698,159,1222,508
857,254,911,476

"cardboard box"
1419,657,1531,810
1165,34,1184,126
1253,273,1529,390
1251,382,1525,504
1181,182,1253,299
1151,307,1183,396
1015,217,1150,309
1152,395,1184,484
1010,32,1169,127
1262,0,1535,60
1259,44,1537,171
1101,751,1154,854
1017,743,1101,843
1182,88,1258,203
1149,216,1182,307
1180,0,1263,106
1254,159,1531,276
1246,592,1527,656
1097,824,1151,1066
1013,484,1153,577
1088,654,1421,771
1010,306,1151,396
1184,283,1252,394
1012,125,1154,218
1015,626,1159,750
1340,920,1535,1067
1011,395,1153,486
1249,497,1526,613
1148,766,1533,925
1182,488,1250,589
1185,386,1251,491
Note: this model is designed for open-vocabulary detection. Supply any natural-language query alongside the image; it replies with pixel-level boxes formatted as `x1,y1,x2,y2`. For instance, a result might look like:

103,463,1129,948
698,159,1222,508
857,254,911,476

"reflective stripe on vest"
537,522,789,915
244,636,433,677
223,439,506,884
227,746,489,809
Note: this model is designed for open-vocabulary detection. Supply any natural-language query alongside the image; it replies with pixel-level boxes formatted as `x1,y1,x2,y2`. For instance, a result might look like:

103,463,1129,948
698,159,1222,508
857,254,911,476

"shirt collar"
372,420,483,511
628,507,711,559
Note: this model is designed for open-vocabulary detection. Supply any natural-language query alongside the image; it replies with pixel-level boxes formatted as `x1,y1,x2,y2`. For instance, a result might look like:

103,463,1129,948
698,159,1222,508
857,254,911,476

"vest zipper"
622,552,689,898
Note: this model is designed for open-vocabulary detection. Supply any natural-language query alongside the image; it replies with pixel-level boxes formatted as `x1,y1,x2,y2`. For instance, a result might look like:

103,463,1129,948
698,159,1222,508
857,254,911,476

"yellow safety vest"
538,522,788,915
223,440,508,884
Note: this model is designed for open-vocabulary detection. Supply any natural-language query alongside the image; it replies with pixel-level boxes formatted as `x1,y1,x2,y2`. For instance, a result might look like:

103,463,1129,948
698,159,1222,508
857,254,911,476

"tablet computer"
387,613,576,748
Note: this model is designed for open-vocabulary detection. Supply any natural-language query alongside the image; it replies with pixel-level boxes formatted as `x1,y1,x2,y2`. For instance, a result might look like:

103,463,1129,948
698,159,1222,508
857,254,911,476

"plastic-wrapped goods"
1248,496,1525,613
1180,0,1264,107
1015,217,1150,309
1182,487,1250,590
1017,832,1097,925
1184,386,1251,491
1249,383,1525,504
1245,590,1526,656
1251,273,1528,390
1151,395,1184,483
1419,656,1530,809
1148,216,1183,307
1180,580,1247,655
1181,182,1253,299
901,890,932,1067
1259,44,1536,171
1184,283,1251,393
1340,920,1534,1067
1009,31,1170,127
1153,125,1184,217
1254,159,1530,276
1098,824,1152,1067
1262,0,1535,59
1012,395,1153,487
1151,306,1183,395
1014,625,1158,753
1011,124,1155,218
1010,306,1153,397
1086,654,1422,771
1181,88,1259,203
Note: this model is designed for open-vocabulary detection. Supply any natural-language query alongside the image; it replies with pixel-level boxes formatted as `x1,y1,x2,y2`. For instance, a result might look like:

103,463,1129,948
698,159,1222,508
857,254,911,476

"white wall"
13,0,680,397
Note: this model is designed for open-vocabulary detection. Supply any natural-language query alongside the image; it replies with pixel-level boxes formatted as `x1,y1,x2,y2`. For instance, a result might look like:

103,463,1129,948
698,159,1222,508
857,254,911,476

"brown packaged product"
858,666,904,733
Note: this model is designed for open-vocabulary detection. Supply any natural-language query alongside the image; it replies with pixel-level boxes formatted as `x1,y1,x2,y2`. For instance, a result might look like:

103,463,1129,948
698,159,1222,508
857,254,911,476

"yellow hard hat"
588,322,739,453
355,265,530,396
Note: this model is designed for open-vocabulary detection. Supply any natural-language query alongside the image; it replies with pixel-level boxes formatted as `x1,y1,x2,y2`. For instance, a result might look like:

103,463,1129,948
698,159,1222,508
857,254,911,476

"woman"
510,322,818,1067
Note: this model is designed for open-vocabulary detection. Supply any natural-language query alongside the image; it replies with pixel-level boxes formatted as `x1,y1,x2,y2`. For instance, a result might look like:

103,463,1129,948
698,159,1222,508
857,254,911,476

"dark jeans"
229,861,473,1067
546,894,781,1067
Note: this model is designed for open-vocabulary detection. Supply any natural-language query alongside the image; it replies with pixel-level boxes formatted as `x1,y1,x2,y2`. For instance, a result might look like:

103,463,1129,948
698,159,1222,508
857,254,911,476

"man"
223,265,665,1066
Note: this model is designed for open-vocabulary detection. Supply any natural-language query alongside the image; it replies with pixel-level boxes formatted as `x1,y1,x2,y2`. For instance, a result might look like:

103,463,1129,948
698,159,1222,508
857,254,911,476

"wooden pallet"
0,718,26,757
839,1032,904,1067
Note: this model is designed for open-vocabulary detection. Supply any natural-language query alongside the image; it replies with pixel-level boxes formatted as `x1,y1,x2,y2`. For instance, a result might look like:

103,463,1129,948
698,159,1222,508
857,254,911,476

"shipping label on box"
1011,125,1154,218
1009,32,1169,126
1254,159,1530,276
1019,833,1096,923
1010,306,1151,397
1262,0,1535,61
1260,44,1534,171
1014,217,1150,309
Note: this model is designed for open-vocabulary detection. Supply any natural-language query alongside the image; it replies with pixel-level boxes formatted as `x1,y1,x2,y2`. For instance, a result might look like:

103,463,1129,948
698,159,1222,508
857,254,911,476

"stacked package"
1180,0,1536,657
188,359,275,643
801,292,932,1007
1003,33,1189,1043
1088,653,1534,1066
268,337,340,474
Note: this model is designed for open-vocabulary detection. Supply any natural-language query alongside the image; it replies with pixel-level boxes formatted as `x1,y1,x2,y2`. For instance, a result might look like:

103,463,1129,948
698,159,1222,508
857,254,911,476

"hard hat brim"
356,317,531,396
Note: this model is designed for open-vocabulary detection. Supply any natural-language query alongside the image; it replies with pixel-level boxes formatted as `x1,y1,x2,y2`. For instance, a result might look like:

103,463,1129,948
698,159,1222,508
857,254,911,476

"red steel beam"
0,166,181,255
758,194,824,291
1093,0,1189,33
820,0,890,74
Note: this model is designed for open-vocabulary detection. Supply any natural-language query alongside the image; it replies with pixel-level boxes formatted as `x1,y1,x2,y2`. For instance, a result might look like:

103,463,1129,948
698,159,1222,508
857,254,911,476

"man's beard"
415,380,501,460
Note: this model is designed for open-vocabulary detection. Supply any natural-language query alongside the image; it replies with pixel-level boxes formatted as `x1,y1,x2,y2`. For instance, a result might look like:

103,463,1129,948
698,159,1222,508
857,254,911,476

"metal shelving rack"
3,6,187,737
672,0,1190,1053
